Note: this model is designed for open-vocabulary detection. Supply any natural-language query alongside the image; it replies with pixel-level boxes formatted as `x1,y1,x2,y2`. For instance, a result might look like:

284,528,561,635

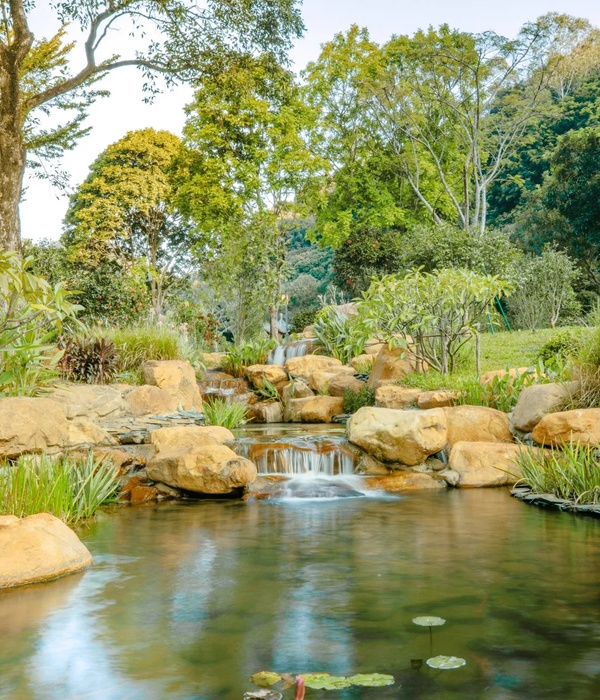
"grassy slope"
478,328,567,372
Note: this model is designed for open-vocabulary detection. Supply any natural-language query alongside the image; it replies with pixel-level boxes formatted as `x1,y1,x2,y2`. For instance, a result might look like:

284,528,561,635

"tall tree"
0,0,304,251
174,56,323,339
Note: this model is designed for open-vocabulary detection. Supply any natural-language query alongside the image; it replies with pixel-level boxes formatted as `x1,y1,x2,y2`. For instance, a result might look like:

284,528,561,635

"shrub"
222,336,276,378
173,300,222,349
313,306,369,364
516,443,600,505
203,398,248,429
290,306,318,334
0,452,119,523
343,387,376,414
537,329,584,363
60,336,118,384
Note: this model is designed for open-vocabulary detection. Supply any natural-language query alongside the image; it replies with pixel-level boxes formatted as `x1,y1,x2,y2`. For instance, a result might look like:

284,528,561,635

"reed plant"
516,443,600,505
0,452,120,523
203,397,248,429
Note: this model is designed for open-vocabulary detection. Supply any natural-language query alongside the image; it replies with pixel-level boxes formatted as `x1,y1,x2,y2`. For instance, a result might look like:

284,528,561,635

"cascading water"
267,340,312,366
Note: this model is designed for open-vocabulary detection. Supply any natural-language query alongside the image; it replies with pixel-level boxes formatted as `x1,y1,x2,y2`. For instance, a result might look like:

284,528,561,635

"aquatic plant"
203,397,248,429
426,655,466,670
0,452,119,523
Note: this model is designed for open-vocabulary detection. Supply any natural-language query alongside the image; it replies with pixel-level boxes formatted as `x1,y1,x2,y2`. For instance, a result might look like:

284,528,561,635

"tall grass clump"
343,387,376,414
516,443,600,505
222,336,275,378
0,452,120,523
203,398,248,429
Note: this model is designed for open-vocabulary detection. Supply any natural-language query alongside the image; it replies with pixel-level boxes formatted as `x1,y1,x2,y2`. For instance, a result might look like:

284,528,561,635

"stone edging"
511,484,600,518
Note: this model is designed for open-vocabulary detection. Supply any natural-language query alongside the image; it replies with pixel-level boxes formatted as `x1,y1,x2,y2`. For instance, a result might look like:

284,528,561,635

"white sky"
21,0,600,242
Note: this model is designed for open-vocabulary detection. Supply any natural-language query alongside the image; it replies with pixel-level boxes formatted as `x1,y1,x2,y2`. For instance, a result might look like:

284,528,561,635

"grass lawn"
478,327,576,372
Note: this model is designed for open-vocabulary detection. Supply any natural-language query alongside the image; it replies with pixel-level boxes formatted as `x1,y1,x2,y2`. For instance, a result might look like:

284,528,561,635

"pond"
1,489,599,698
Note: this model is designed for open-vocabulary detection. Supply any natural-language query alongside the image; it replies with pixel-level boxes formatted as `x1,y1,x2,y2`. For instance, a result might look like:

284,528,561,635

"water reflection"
0,491,599,699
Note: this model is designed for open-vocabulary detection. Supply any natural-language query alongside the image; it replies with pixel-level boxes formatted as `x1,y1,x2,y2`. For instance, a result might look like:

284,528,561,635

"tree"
174,56,323,340
63,128,187,318
0,0,304,251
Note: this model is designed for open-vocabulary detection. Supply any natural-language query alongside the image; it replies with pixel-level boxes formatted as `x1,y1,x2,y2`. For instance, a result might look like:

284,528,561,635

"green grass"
516,443,600,505
343,387,376,414
0,452,120,523
203,398,248,429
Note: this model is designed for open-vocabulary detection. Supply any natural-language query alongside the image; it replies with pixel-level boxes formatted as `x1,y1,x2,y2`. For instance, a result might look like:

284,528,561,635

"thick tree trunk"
269,305,280,342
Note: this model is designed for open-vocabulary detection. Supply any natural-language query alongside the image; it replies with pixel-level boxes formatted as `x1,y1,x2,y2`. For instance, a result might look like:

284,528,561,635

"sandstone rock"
347,407,447,465
417,390,461,409
309,371,337,394
149,425,233,453
66,418,117,448
147,445,257,494
444,405,512,446
479,367,532,385
199,353,227,370
245,364,288,390
302,325,316,338
350,354,375,372
123,385,179,417
375,385,421,409
252,401,284,423
513,382,579,433
364,340,386,355
285,355,344,383
281,380,314,403
367,345,418,389
285,396,344,423
364,472,446,492
447,441,532,487
0,513,93,589
328,374,366,397
532,408,600,446
142,360,202,411
0,397,70,458
47,384,128,420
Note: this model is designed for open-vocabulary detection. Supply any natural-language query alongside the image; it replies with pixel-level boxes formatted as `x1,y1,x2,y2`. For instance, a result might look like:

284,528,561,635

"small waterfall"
267,340,312,366
198,373,254,403
233,436,356,476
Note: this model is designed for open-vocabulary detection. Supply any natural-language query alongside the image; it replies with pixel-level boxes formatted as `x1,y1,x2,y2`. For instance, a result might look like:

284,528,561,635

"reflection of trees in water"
0,492,599,697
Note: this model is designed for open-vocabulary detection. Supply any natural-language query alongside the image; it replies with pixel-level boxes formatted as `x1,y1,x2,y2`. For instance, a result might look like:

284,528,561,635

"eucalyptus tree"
174,55,324,339
0,0,304,251
63,128,188,318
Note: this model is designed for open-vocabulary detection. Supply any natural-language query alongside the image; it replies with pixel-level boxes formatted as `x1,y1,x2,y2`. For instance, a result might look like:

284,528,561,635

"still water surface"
0,490,599,699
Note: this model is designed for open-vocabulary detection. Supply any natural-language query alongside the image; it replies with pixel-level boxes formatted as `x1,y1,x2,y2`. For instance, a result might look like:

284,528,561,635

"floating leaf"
426,655,466,670
347,673,395,687
303,674,352,690
250,672,282,688
243,690,282,700
412,616,446,627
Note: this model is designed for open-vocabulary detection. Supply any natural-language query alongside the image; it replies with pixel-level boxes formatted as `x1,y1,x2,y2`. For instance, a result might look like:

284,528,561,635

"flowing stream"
1,427,600,699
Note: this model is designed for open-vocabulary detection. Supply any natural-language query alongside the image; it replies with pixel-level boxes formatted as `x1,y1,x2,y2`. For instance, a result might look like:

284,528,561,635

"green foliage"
517,443,600,505
358,268,512,374
456,373,537,413
60,336,118,384
0,452,119,523
343,387,376,414
222,337,276,378
255,379,281,403
203,398,248,429
0,252,82,396
173,300,221,349
290,307,318,334
313,307,369,364
537,329,584,363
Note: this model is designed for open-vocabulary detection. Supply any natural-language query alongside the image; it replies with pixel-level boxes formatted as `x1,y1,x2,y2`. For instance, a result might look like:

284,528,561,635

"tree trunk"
269,305,280,342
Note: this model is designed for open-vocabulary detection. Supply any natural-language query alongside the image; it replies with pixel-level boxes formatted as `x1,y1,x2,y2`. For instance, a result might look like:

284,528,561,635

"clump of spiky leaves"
0,452,120,523
223,336,276,378
101,324,184,375
343,387,375,414
255,378,281,402
516,443,600,505
60,336,118,384
203,397,248,429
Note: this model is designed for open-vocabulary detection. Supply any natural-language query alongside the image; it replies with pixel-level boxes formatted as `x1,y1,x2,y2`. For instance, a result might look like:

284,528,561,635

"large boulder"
252,401,284,423
285,396,344,423
142,360,203,411
66,419,117,448
147,445,257,494
149,425,233,453
285,355,344,383
281,380,314,404
309,371,338,395
443,405,513,446
513,382,579,433
375,386,421,409
0,397,70,458
447,441,530,487
328,374,366,397
47,384,128,421
532,408,600,447
417,390,460,409
367,345,418,389
347,407,447,466
124,385,179,417
245,364,288,390
0,513,93,589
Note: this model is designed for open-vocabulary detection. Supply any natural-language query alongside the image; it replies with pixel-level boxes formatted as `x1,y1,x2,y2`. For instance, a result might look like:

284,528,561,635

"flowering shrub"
172,300,222,349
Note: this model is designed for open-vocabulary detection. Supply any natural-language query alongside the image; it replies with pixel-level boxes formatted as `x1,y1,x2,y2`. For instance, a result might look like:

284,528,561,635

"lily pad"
243,691,282,700
347,673,395,687
303,674,352,690
250,672,282,688
412,616,446,627
426,655,466,670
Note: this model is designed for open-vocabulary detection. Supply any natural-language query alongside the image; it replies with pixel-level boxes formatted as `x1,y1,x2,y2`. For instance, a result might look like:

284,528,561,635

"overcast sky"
21,0,600,242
